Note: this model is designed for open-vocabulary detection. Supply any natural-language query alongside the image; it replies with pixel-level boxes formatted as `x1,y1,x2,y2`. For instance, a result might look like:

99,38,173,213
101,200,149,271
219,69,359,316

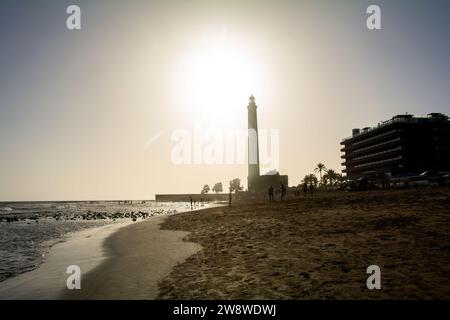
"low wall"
155,193,229,202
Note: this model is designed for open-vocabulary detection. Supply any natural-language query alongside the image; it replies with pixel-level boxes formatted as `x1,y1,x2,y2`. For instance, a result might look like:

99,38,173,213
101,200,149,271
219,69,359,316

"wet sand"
63,215,201,299
158,188,450,299
0,221,131,299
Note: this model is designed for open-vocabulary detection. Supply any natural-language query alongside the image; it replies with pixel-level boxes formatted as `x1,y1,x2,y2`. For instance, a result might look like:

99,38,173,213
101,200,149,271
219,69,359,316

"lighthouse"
247,95,260,192
246,95,289,194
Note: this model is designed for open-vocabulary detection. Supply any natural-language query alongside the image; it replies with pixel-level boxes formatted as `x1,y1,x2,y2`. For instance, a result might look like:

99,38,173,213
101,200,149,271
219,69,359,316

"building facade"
341,113,450,181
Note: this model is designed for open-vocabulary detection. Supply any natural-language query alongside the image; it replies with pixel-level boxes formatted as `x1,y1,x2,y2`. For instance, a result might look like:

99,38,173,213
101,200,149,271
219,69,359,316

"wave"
0,207,13,214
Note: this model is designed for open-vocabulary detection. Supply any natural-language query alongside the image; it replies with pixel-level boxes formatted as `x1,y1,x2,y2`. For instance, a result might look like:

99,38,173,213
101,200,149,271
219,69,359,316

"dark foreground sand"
158,188,450,299
63,215,201,299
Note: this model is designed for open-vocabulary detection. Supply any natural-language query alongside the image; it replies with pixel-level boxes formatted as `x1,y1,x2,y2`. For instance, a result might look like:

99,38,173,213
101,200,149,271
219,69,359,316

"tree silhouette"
315,163,327,186
302,174,318,187
201,184,210,194
324,169,338,186
335,173,347,187
229,178,243,198
212,182,223,193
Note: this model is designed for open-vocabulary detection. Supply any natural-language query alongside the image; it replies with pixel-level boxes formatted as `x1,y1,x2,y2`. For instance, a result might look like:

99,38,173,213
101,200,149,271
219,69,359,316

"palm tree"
302,174,318,187
309,174,318,187
335,173,345,186
322,175,329,186
315,163,327,186
325,169,338,186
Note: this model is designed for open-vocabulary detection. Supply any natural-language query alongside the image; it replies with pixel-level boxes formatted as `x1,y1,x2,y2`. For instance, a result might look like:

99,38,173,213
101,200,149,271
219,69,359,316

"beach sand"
0,221,132,300
158,188,450,299
63,215,201,299
3,190,448,300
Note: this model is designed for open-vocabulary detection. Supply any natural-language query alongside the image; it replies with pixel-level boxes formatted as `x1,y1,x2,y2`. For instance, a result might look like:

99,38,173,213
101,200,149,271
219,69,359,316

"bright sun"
175,32,264,128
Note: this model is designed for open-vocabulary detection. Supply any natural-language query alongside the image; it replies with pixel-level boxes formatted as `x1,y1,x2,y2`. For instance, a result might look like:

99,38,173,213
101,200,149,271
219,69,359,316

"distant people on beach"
189,196,193,210
280,182,286,201
268,185,274,201
228,189,232,207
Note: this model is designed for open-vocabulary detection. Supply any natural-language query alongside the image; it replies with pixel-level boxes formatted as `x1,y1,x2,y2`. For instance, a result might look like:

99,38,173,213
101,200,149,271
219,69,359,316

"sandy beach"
63,215,202,299
0,212,203,300
2,189,448,300
157,188,450,299
0,221,132,299
0,204,214,300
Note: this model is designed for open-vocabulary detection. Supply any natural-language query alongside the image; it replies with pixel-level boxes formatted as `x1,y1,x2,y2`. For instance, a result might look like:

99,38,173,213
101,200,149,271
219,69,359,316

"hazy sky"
1,0,449,201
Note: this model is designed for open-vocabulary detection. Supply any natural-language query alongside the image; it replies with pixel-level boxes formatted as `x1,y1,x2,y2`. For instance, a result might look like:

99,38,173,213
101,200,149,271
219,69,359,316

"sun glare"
175,33,264,128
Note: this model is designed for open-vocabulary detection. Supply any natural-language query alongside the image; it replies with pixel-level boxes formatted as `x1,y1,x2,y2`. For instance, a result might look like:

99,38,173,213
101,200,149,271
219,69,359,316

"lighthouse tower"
247,95,260,192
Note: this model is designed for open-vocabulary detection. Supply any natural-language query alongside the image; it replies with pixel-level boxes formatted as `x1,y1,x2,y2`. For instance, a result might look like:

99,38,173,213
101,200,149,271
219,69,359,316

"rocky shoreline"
0,208,180,224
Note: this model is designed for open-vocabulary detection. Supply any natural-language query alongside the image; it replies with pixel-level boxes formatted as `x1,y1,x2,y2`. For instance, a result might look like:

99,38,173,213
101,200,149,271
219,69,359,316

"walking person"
268,185,274,202
280,182,286,201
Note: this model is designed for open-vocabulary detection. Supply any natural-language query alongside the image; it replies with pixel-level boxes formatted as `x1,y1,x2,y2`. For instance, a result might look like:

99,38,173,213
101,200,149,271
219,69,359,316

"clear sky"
1,0,449,201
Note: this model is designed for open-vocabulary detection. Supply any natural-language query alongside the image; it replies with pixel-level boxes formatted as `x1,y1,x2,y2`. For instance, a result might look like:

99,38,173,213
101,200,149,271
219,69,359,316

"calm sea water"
0,201,192,282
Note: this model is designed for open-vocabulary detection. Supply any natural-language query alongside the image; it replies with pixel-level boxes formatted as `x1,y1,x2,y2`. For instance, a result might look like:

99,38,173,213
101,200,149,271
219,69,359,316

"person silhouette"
280,182,286,201
268,185,274,201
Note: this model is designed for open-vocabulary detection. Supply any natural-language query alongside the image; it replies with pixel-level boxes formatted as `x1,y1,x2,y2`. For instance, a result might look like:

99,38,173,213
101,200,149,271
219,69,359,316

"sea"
0,200,193,283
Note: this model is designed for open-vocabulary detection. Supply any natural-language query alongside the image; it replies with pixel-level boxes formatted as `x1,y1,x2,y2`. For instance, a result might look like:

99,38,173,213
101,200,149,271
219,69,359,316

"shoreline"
62,203,221,299
0,220,133,299
0,203,217,300
4,189,449,300
0,202,218,299
62,214,202,299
